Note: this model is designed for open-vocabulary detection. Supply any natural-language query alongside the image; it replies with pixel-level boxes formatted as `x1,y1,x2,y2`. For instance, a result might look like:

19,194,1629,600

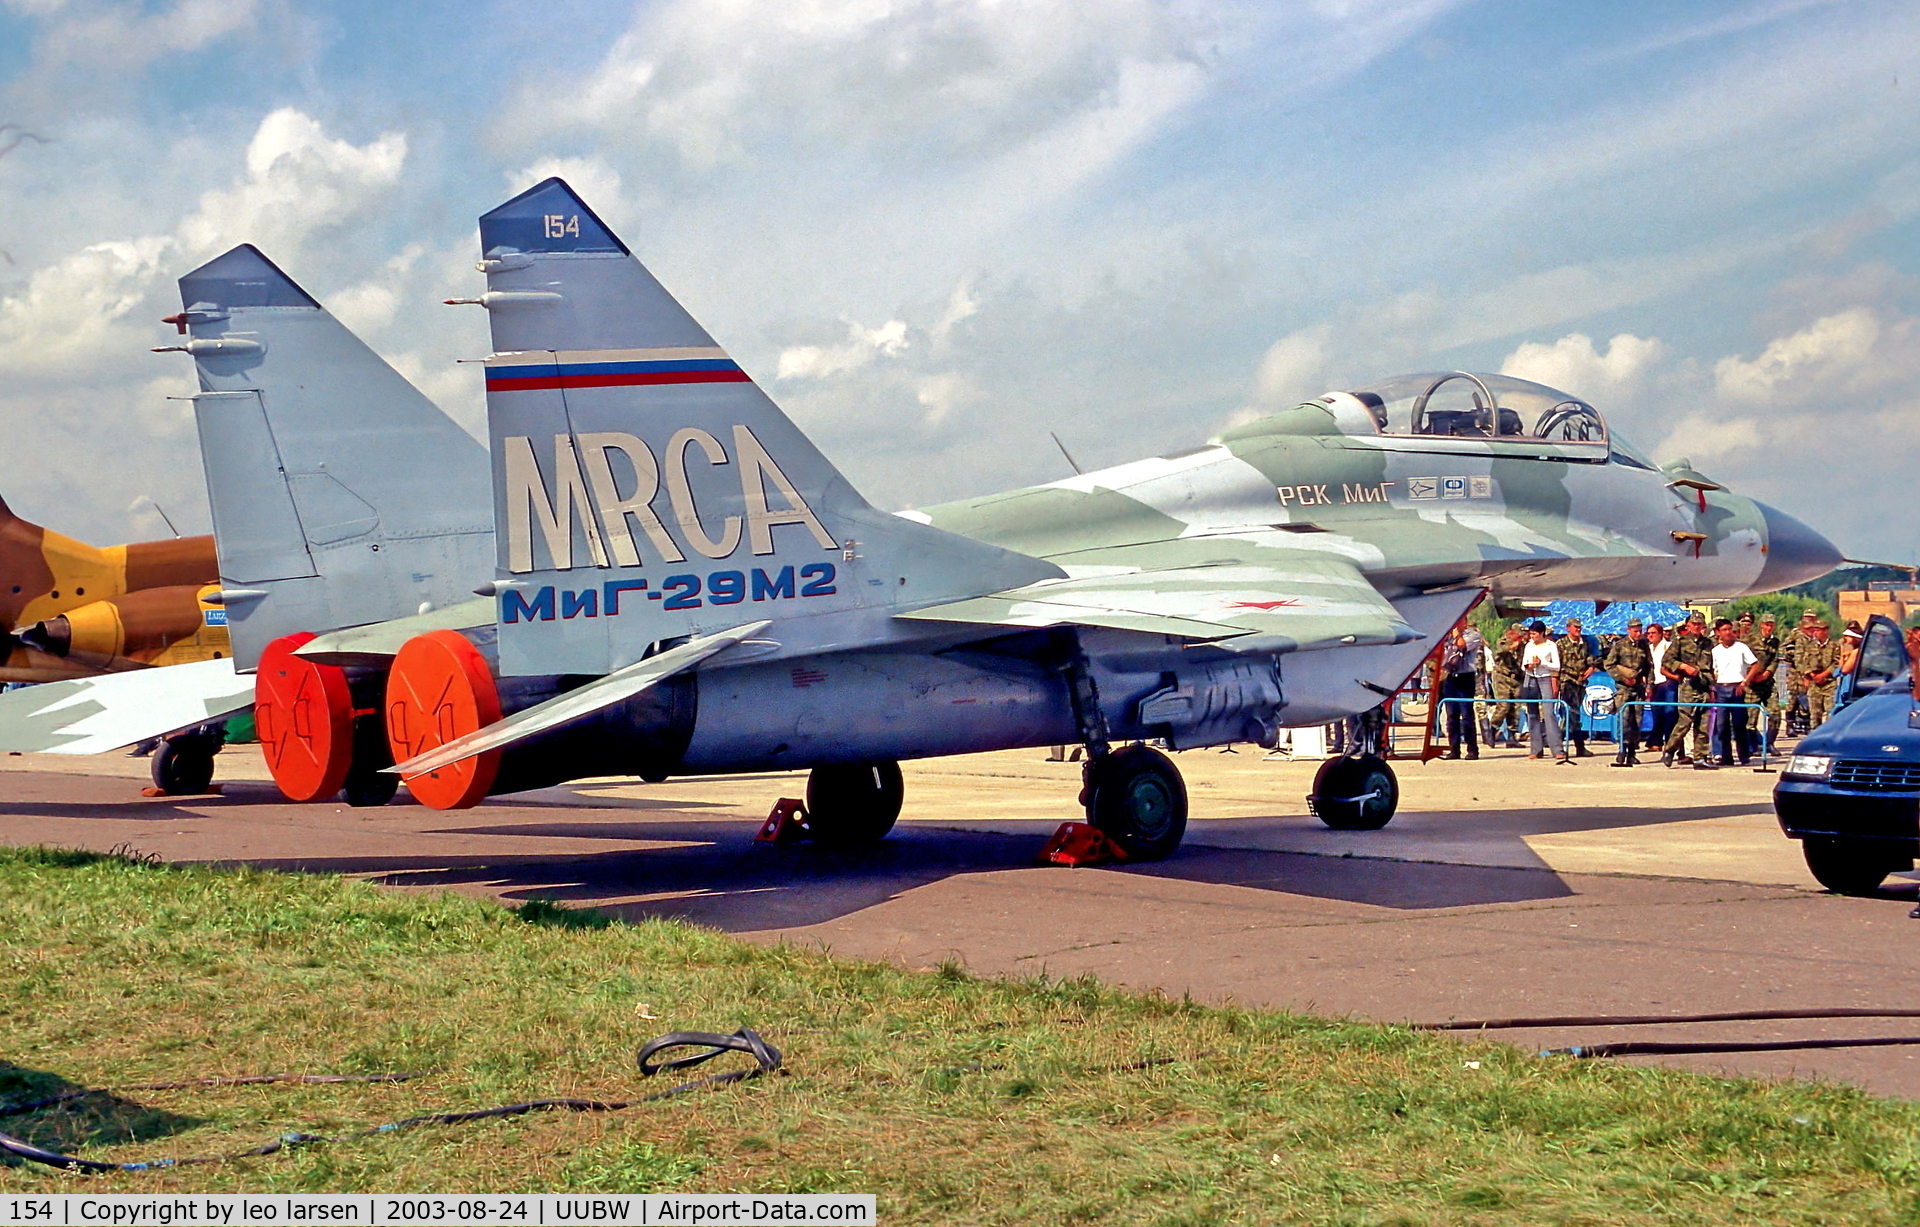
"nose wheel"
1084,744,1188,860
1309,754,1399,830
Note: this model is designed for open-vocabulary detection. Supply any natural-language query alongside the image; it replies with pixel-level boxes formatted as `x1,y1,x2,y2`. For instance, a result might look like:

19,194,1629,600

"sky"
1,0,1916,565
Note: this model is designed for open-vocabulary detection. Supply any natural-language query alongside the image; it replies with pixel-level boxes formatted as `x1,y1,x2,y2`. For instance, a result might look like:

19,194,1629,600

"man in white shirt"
1708,618,1761,767
1520,620,1570,763
1645,622,1674,752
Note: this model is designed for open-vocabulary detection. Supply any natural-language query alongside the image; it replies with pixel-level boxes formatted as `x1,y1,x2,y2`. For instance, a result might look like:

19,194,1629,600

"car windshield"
1344,372,1608,444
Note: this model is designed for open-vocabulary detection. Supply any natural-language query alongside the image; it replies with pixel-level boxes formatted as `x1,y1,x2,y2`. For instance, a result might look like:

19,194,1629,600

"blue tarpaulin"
1542,600,1689,636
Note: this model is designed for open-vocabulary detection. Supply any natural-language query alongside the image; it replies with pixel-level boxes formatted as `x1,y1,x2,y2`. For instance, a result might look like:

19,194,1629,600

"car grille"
1830,760,1920,791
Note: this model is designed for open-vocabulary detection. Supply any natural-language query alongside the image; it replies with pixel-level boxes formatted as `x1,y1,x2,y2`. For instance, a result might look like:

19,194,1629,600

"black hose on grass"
1545,1036,1920,1058
1414,1007,1920,1030
1406,1008,1920,1060
0,1029,780,1174
0,1071,435,1118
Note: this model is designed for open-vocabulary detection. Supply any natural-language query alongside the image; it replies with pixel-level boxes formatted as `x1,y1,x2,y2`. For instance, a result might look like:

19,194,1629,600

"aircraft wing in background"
0,659,255,754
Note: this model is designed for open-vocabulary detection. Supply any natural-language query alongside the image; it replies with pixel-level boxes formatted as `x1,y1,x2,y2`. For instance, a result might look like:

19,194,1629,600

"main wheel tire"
805,761,904,846
341,758,400,808
1802,836,1897,895
338,714,398,807
1312,754,1399,830
1086,744,1188,861
152,739,217,795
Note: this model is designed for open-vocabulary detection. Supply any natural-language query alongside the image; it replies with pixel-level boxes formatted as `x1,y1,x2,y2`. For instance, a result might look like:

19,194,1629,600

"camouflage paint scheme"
387,179,1841,779
0,494,228,682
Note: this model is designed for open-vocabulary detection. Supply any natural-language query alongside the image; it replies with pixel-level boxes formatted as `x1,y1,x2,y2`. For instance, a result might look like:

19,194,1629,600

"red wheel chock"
1037,821,1129,867
756,798,812,844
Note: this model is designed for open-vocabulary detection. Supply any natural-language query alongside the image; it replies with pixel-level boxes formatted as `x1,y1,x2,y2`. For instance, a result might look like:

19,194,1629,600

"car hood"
1799,682,1920,760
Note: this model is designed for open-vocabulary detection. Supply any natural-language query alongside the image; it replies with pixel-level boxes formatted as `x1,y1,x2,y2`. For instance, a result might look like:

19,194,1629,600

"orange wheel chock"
1036,821,1129,868
254,632,354,802
384,630,502,810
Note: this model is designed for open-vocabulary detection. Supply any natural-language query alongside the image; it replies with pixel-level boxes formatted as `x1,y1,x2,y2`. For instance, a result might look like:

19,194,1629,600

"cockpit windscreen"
1345,372,1608,444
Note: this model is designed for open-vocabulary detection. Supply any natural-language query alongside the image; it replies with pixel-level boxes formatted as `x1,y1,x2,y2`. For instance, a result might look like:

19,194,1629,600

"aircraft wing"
896,555,1421,653
0,658,255,754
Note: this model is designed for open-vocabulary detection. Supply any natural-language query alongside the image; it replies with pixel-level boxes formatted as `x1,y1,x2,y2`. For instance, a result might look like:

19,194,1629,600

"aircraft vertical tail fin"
169,245,495,670
468,179,1059,676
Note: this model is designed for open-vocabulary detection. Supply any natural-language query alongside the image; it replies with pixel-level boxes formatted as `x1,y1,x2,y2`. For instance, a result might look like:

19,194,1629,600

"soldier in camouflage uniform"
1778,610,1817,737
1662,612,1715,766
1603,617,1653,764
1556,617,1595,756
1744,612,1781,755
1793,620,1841,730
1487,625,1526,747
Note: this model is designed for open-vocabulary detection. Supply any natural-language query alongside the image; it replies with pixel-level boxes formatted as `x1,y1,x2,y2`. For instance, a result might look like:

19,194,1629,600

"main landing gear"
151,724,225,795
1055,639,1190,861
1084,743,1188,860
804,761,904,846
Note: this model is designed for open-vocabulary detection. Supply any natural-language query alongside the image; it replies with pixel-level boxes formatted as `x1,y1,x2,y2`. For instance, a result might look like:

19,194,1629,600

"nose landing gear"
1308,753,1400,830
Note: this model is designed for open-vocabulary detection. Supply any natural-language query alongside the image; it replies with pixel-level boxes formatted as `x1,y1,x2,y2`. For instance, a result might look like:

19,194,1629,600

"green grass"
3,846,1919,1223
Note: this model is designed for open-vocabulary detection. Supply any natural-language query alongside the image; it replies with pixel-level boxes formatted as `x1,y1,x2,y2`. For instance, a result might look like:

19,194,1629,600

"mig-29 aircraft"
0,179,1841,857
364,179,1837,854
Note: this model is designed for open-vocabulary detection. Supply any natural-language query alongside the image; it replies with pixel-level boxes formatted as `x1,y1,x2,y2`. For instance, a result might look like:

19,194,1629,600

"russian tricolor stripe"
487,357,749,392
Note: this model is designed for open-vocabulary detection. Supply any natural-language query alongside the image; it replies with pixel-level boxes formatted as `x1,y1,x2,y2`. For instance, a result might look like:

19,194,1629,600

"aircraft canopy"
1339,372,1609,444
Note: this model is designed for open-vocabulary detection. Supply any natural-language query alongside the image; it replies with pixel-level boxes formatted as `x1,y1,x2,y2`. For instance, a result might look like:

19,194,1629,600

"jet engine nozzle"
1748,502,1843,594
15,616,71,657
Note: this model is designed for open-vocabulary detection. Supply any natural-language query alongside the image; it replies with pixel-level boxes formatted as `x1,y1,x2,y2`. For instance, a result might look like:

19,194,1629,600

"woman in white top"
1521,621,1570,763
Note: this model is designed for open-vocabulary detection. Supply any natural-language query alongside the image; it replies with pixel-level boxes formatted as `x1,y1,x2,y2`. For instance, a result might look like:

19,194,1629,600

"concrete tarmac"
4,741,1918,1098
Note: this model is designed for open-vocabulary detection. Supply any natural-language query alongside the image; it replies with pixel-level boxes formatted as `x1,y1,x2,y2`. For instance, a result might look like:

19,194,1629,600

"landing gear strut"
151,724,224,796
805,761,904,846
1058,635,1189,861
341,712,400,808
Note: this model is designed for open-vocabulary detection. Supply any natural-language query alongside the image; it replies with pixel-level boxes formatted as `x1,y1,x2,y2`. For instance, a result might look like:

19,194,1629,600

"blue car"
1774,614,1918,893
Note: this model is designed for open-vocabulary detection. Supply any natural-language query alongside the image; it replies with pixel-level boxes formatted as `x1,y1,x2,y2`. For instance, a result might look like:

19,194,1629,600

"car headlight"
1786,754,1833,779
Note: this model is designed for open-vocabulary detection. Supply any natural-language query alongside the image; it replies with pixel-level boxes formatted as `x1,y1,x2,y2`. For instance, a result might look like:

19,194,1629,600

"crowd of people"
1433,608,1869,768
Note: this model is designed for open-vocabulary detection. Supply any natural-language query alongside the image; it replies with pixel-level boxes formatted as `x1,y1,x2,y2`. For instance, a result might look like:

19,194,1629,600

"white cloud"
0,109,412,538
9,0,261,103
1248,324,1334,409
175,109,406,259
1645,304,1920,556
0,236,172,376
915,372,968,426
931,278,979,343
1712,307,1880,402
777,318,910,380
1500,332,1667,402
520,0,1217,170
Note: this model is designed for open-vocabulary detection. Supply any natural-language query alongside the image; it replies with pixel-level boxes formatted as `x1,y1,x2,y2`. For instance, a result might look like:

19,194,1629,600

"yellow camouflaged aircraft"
0,494,232,790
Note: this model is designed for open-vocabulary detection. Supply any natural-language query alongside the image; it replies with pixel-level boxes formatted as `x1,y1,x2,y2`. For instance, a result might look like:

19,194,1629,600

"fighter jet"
0,494,234,790
352,178,1836,853
0,181,1841,854
0,497,224,682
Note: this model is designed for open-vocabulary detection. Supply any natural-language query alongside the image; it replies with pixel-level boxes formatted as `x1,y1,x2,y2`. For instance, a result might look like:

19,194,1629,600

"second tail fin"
167,246,495,669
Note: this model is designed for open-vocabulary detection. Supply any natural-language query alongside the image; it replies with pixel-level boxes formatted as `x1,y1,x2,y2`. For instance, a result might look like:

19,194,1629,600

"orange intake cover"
254,632,353,802
385,629,502,810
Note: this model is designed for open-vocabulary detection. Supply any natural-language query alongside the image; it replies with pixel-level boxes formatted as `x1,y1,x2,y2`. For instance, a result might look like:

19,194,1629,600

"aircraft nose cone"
1751,501,1843,593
